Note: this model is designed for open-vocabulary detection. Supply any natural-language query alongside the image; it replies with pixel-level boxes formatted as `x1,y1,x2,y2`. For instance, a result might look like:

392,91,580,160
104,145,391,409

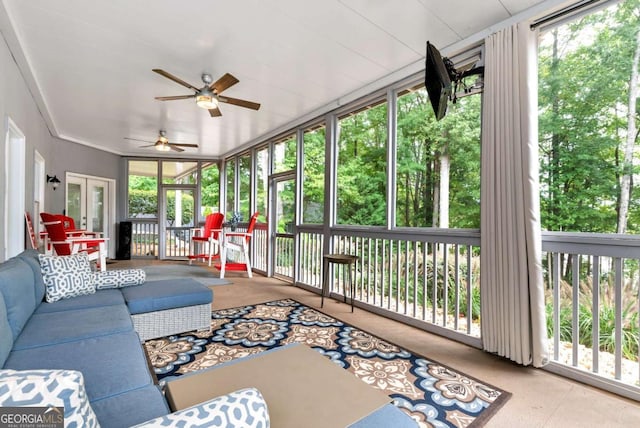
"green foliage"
538,0,640,233
238,155,251,219
128,189,193,225
337,102,388,226
364,247,480,322
226,160,235,214
201,163,220,214
546,278,640,362
302,127,326,224
165,191,194,225
274,136,297,173
396,88,481,228
128,189,157,217
128,176,157,191
256,148,269,223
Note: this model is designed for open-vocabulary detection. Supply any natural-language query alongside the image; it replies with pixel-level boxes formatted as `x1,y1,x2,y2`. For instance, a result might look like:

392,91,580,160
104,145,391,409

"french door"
66,174,114,257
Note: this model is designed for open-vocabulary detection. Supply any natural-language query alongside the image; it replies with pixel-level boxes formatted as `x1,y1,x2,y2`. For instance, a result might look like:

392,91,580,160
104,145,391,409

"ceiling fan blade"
169,145,185,152
155,95,196,101
169,143,199,148
209,107,222,117
210,73,239,94
124,137,154,143
152,69,200,91
218,95,261,110
139,144,157,148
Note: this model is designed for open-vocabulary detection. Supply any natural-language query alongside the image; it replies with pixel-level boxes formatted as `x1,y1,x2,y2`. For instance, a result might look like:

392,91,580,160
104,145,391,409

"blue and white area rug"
145,299,510,427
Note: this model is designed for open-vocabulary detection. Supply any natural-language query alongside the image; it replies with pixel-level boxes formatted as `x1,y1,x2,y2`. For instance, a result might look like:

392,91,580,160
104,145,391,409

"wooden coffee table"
165,344,391,428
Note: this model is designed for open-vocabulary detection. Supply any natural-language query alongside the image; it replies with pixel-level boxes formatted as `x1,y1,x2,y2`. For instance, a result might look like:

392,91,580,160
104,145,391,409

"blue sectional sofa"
0,250,212,427
0,250,416,427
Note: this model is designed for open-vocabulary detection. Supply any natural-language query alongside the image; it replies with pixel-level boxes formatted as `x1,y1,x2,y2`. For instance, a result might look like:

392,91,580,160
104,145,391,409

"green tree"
396,86,481,228
201,163,220,215
538,0,640,234
302,127,326,224
337,102,388,226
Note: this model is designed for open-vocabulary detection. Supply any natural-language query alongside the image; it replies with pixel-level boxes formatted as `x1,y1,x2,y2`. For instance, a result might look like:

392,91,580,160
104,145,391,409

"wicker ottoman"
121,279,213,341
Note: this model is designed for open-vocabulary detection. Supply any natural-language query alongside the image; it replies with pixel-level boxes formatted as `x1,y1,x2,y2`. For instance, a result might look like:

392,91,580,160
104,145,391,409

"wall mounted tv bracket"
444,57,485,103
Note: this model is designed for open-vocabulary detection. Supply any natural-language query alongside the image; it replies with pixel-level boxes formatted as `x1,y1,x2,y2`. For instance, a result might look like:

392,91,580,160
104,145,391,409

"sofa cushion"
133,388,270,428
4,332,155,402
15,249,46,303
121,279,213,315
0,369,99,428
0,293,14,367
0,258,37,339
91,385,169,428
13,305,133,351
35,289,125,314
39,253,95,302
93,269,146,290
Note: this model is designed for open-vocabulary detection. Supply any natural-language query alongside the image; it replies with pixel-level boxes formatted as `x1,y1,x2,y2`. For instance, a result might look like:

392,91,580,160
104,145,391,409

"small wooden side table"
321,253,358,312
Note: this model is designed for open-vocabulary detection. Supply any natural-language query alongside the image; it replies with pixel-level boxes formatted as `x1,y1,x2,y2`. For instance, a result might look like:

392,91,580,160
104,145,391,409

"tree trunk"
424,139,434,225
432,157,440,228
550,29,562,230
616,25,640,234
438,148,450,228
404,172,410,226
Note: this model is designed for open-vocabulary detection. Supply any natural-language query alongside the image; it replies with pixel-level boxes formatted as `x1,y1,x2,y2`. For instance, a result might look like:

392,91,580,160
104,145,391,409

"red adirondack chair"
188,213,224,266
40,212,108,271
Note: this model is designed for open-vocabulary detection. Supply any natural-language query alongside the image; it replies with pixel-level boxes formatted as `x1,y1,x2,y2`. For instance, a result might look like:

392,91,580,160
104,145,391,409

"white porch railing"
131,220,158,258
542,232,640,400
297,226,482,347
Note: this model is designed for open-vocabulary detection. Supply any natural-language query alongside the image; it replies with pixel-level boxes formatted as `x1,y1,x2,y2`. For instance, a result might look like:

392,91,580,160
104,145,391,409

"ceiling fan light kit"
155,141,171,151
195,90,218,110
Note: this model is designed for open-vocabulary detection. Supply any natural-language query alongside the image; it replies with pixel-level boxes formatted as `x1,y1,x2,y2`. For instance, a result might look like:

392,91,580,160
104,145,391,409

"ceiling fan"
152,69,261,117
125,130,198,152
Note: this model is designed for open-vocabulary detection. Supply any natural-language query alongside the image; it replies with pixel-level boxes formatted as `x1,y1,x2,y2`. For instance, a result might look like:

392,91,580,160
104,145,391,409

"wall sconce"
46,174,61,191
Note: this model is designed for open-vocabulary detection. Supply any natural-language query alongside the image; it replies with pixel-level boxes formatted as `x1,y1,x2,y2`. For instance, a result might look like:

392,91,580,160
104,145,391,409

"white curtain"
480,22,549,367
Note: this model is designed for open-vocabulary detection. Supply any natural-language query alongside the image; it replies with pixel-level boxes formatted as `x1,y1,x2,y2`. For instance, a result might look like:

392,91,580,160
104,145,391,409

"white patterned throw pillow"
0,369,100,428
39,253,96,302
133,387,270,428
93,269,146,290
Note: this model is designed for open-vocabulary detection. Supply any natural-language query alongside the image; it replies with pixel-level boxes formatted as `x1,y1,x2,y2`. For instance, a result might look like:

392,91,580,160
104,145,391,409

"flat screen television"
425,42,452,121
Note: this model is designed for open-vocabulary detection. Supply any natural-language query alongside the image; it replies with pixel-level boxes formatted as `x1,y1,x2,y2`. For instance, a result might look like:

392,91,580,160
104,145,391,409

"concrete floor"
119,259,640,427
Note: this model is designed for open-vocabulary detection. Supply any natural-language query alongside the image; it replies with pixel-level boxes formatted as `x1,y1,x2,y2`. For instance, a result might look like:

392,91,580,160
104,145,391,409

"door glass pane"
276,180,295,233
165,189,195,227
274,178,295,278
164,189,195,258
91,185,104,233
67,183,82,227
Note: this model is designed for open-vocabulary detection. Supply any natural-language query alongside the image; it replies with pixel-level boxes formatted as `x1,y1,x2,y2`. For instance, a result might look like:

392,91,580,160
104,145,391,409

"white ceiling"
2,0,549,158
